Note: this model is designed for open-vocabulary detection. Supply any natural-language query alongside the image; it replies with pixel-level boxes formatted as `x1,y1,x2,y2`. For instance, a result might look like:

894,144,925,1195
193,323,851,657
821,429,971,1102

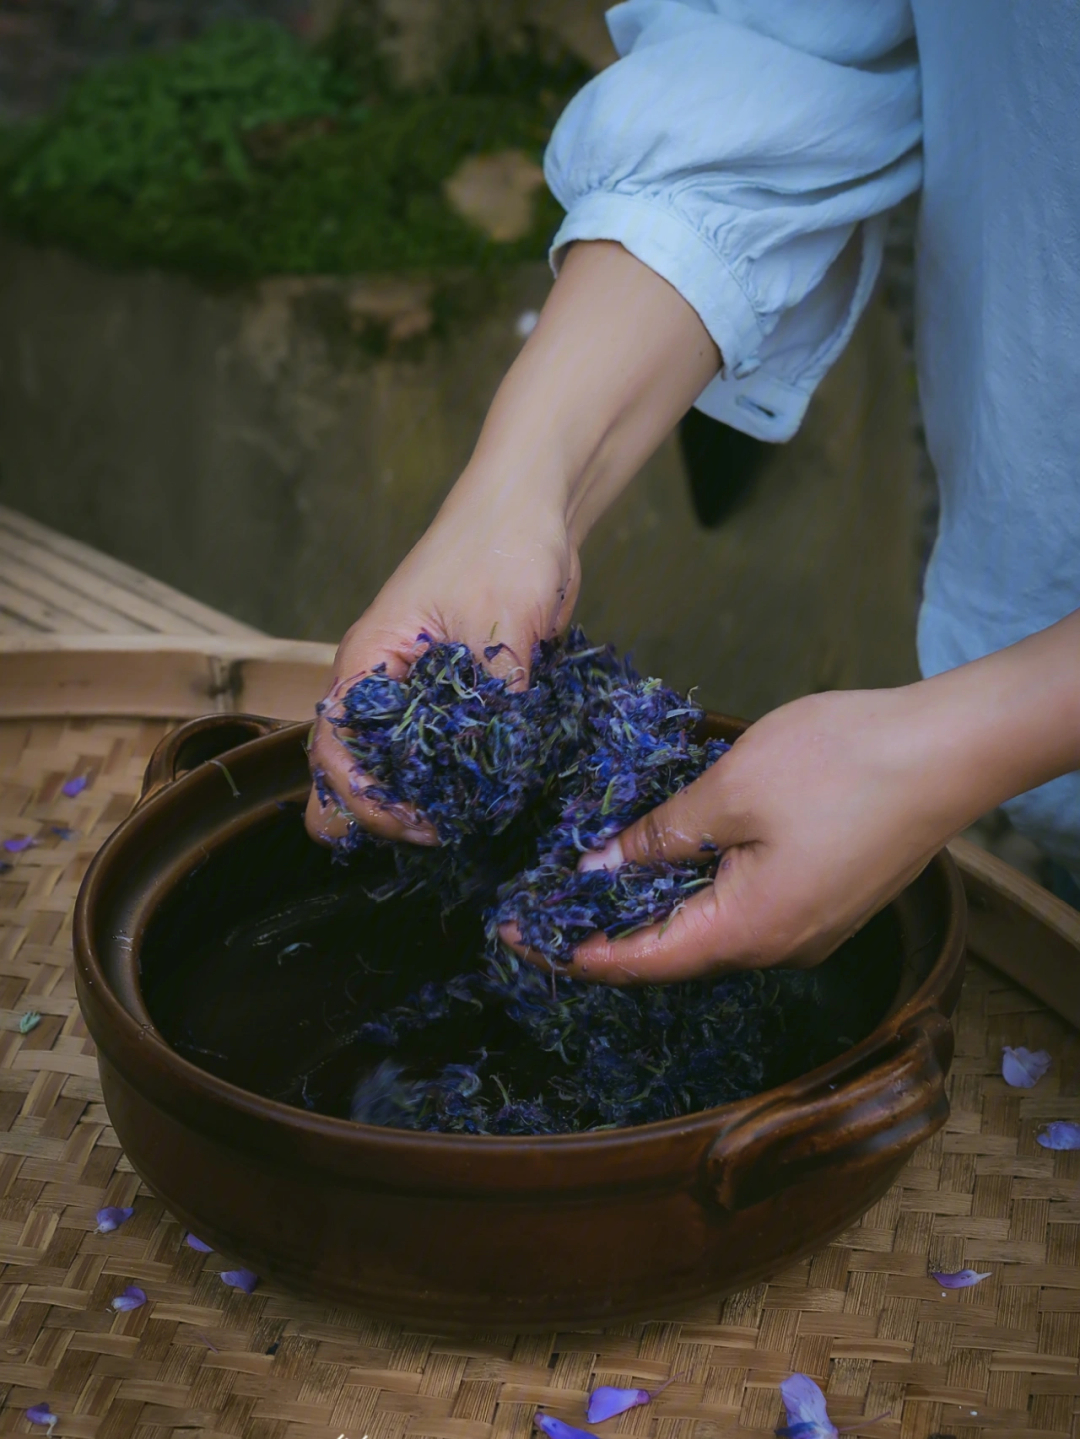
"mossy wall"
0,13,594,282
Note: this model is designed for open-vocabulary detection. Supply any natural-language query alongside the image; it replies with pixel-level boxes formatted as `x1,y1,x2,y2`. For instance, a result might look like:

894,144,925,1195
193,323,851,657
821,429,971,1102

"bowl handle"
138,713,294,805
703,1008,953,1211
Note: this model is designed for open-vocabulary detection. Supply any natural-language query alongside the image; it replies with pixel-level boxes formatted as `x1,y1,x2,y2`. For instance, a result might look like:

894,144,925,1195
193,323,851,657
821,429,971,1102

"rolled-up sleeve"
544,0,922,440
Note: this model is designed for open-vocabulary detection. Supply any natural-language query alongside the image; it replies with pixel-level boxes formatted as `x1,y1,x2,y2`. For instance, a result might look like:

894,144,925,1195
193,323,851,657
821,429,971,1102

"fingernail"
578,836,624,873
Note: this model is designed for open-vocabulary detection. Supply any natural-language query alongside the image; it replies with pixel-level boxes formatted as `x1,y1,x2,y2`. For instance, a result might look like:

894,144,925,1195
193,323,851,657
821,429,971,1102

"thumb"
578,766,750,874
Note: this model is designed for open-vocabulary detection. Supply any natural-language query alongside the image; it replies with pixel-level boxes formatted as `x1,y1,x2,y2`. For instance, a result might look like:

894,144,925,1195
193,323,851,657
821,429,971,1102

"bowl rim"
73,721,968,1157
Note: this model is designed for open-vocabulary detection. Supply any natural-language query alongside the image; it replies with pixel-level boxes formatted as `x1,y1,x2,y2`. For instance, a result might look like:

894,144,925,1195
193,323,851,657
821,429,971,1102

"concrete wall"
0,238,919,717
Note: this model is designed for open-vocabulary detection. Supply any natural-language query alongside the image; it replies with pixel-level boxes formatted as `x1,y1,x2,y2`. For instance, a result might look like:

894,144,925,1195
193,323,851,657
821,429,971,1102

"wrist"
899,610,1080,831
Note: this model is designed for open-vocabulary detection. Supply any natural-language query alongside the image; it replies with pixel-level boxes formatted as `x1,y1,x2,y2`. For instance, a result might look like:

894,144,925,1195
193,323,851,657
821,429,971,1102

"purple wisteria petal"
26,1403,58,1432
185,1234,213,1252
1001,1046,1051,1088
930,1269,992,1289
61,776,89,798
776,1374,838,1439
95,1206,134,1234
110,1285,147,1311
535,1416,598,1439
220,1268,259,1293
3,836,36,853
587,1388,651,1423
1037,1121,1080,1150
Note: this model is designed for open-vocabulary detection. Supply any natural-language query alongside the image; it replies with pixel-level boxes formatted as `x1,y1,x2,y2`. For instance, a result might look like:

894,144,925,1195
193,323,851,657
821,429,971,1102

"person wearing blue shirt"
307,0,1080,979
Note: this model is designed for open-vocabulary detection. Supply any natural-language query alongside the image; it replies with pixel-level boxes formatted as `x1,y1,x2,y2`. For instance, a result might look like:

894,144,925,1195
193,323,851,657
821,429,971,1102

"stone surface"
443,151,548,244
0,238,918,717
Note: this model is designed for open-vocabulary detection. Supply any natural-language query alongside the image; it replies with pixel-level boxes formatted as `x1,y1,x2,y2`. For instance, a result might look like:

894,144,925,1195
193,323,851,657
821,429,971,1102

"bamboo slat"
0,636,335,722
0,506,263,639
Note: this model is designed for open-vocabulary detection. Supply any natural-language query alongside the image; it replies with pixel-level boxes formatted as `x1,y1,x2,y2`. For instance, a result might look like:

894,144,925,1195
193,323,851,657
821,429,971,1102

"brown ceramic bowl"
73,712,966,1329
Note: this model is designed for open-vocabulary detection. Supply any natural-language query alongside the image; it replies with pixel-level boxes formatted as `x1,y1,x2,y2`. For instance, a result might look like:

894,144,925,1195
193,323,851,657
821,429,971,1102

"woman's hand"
304,496,579,845
305,240,720,847
518,686,955,982
508,610,1080,983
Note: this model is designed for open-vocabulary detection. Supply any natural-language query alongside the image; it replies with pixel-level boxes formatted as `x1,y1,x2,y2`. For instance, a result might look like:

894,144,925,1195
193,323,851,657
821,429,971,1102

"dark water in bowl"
141,808,905,1126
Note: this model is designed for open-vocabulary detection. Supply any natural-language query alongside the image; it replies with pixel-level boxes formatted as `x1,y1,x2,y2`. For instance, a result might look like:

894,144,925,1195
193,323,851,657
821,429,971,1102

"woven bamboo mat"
1,716,1079,1439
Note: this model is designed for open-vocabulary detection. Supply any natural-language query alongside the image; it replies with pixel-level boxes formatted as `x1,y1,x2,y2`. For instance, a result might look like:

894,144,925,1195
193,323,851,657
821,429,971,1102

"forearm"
908,609,1080,831
444,241,720,546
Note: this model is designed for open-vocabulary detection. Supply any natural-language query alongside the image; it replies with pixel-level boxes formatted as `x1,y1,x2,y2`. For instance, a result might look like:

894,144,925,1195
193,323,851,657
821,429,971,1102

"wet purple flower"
110,1285,147,1311
61,775,88,798
535,1417,598,1439
929,1268,992,1289
1001,1046,1051,1088
220,1268,259,1293
26,1404,58,1434
1037,1121,1080,1150
330,629,731,961
587,1378,677,1423
318,631,828,1138
3,836,36,853
776,1374,838,1439
185,1233,213,1252
95,1206,134,1234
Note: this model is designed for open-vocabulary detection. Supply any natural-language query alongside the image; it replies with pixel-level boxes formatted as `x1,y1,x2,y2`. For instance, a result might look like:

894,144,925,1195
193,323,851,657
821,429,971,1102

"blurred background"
0,0,937,712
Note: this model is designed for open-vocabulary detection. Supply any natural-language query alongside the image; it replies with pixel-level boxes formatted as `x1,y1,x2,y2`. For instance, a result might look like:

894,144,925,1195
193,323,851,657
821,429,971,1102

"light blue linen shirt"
545,0,1080,878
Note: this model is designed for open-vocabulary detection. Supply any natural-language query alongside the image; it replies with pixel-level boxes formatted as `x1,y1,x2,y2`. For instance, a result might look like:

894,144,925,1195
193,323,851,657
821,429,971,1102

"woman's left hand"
539,609,1080,985
505,683,976,984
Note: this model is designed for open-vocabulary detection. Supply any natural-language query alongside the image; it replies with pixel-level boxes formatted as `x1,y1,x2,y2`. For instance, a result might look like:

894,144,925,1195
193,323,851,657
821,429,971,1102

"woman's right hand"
304,484,580,847
303,240,721,848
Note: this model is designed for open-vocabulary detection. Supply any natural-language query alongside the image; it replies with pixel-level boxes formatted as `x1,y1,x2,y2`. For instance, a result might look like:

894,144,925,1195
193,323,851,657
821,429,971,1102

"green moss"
0,19,582,282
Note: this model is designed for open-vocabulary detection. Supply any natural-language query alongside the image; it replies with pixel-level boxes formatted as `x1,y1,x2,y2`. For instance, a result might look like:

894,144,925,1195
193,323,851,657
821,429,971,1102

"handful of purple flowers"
324,628,729,963
312,630,835,1135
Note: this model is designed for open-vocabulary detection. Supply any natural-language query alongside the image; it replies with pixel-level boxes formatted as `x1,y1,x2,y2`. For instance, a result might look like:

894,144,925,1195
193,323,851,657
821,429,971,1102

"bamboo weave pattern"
0,717,1078,1439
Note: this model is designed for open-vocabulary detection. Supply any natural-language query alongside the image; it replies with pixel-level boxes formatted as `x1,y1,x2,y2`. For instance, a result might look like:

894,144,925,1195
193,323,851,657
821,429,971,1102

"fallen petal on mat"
1037,1121,1080,1150
185,1234,213,1252
535,1417,598,1439
3,836,36,853
587,1388,651,1423
776,1374,838,1439
61,775,89,798
221,1268,260,1293
26,1403,58,1434
587,1375,679,1424
1001,1046,1051,1088
110,1285,147,1312
930,1269,992,1288
95,1206,134,1234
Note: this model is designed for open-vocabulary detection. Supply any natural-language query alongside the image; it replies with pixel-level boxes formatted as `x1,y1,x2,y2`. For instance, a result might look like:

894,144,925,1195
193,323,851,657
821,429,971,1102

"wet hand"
305,497,578,846
510,686,969,983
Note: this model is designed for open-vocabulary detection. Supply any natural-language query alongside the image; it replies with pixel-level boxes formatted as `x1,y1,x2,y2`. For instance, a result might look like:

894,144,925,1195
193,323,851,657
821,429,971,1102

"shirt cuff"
548,190,765,378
